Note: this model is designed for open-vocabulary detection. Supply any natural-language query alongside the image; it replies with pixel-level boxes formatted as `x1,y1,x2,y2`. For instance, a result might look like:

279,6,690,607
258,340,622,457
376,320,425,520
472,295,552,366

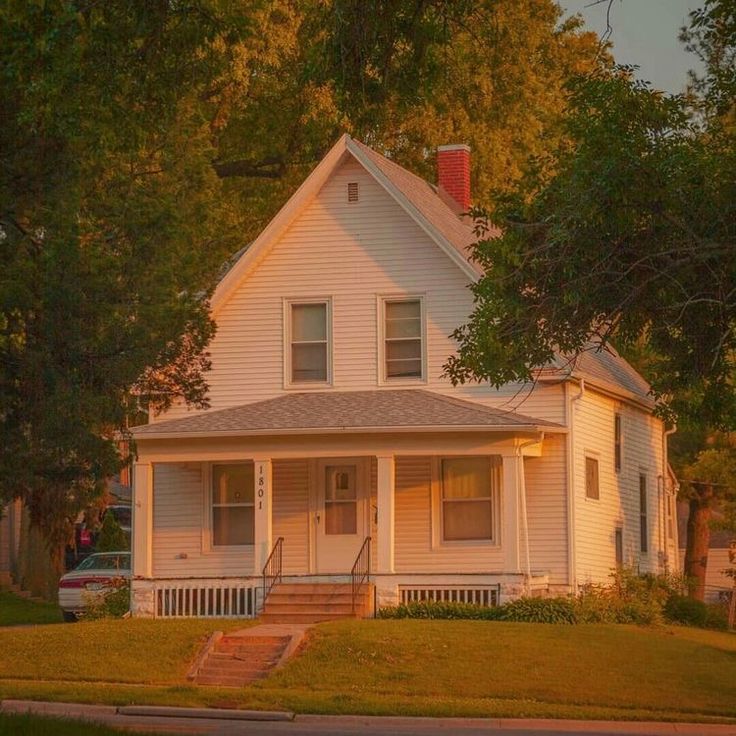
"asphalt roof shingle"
132,389,561,437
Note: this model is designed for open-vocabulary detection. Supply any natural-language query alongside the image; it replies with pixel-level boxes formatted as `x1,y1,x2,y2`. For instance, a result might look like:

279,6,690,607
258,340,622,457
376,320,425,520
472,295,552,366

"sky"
560,0,705,94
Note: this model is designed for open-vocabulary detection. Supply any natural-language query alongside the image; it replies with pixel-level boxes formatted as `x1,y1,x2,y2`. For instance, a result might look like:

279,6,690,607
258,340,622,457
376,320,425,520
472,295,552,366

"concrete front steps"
260,582,374,623
195,634,290,687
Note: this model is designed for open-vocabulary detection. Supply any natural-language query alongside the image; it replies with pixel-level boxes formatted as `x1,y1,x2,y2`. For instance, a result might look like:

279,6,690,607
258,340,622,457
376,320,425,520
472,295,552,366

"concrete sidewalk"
2,700,735,736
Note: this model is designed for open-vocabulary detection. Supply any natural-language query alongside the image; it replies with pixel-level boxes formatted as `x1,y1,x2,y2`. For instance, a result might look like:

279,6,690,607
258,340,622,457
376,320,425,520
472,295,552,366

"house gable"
211,135,478,318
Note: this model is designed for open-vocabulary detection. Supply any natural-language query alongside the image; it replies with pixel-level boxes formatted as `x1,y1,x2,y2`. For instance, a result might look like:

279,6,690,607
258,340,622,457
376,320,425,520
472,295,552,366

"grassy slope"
0,713,162,736
0,619,734,721
0,591,62,626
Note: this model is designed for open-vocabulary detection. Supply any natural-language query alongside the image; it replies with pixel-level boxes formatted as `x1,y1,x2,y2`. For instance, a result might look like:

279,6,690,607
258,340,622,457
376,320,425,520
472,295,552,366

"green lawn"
0,713,163,736
0,619,734,722
0,591,62,627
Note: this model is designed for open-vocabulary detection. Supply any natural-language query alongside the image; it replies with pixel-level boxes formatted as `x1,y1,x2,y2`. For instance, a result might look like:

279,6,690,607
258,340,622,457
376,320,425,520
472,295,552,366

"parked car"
58,551,131,622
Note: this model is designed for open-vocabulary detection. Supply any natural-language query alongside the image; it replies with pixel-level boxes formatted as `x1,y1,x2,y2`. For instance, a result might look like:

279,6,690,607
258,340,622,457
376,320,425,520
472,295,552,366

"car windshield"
75,554,130,571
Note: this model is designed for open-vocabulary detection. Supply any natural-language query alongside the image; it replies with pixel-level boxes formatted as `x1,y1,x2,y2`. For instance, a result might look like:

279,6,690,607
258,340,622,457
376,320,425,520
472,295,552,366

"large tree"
0,0,606,590
444,0,736,599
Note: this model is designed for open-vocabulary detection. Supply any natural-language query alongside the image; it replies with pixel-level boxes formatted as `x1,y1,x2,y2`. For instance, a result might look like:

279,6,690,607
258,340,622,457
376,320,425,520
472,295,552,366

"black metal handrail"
351,536,371,614
262,536,284,604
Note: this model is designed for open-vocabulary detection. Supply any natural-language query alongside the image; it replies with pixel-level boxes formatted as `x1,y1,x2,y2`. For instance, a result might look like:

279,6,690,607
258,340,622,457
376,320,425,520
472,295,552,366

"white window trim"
376,294,428,385
283,297,333,389
202,461,255,551
430,456,501,549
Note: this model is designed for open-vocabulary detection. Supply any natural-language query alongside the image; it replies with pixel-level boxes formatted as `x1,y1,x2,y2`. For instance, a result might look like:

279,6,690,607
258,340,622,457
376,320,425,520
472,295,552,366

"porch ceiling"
131,389,563,440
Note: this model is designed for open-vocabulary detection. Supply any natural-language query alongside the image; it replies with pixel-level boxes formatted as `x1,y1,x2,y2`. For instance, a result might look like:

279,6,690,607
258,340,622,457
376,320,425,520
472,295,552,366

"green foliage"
664,595,709,627
499,597,577,624
83,579,130,620
96,513,128,553
378,600,503,620
445,1,736,430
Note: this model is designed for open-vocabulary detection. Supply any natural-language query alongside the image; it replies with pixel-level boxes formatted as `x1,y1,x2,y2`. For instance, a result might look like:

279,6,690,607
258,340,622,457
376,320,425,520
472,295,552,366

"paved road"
2,701,735,736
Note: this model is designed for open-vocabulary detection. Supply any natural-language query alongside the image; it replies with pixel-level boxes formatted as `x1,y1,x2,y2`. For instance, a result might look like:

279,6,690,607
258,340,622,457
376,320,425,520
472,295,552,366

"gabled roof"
131,389,563,439
210,134,479,315
540,345,655,407
212,134,655,411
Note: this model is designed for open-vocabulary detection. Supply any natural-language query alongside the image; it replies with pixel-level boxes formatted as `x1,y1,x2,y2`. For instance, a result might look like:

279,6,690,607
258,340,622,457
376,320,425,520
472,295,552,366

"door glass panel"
325,466,357,534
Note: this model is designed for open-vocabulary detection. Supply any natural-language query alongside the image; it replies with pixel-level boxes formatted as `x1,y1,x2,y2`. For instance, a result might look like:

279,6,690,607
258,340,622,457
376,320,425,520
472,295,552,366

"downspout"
518,433,544,596
567,379,586,594
663,424,678,571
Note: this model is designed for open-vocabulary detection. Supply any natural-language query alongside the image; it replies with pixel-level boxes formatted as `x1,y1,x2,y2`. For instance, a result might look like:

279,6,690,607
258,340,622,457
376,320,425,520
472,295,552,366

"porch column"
253,458,273,575
376,454,395,574
132,461,153,578
502,454,521,574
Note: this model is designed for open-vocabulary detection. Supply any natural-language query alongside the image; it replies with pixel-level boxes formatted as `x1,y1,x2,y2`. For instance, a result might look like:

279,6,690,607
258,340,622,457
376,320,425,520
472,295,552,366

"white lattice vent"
399,585,499,607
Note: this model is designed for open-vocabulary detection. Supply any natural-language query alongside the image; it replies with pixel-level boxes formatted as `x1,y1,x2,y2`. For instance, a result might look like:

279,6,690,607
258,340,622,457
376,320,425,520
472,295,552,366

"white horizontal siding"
574,389,666,585
152,463,253,577
394,456,505,573
272,459,310,574
524,434,568,586
155,157,565,426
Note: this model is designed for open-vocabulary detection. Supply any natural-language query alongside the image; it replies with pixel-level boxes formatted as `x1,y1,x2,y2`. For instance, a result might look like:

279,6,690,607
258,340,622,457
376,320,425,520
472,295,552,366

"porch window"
212,463,254,546
441,457,495,542
288,300,330,385
381,297,424,381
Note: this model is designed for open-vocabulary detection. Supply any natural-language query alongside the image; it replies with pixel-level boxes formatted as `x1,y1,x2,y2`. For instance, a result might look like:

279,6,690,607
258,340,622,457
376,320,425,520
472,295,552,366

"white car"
58,551,131,622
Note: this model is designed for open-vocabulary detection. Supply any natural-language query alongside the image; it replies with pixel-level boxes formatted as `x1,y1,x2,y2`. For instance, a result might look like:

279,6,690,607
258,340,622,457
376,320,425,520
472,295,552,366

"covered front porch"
129,390,563,618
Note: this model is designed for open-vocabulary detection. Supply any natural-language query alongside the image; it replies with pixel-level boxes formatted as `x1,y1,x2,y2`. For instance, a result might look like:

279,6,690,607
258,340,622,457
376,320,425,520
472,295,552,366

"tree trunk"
684,485,714,601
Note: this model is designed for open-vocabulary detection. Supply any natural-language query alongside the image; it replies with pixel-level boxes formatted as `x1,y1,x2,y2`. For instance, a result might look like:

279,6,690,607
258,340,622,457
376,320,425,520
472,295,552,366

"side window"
212,463,254,546
288,300,330,385
615,527,624,566
614,413,622,472
585,456,600,500
381,297,424,381
639,474,648,553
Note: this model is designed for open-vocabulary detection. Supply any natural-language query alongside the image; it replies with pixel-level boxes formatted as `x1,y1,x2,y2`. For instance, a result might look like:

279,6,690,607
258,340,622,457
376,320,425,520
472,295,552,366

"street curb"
117,704,295,721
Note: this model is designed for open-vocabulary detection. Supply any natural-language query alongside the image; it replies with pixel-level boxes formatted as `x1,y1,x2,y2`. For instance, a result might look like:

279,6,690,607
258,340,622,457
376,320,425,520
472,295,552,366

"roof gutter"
131,423,567,441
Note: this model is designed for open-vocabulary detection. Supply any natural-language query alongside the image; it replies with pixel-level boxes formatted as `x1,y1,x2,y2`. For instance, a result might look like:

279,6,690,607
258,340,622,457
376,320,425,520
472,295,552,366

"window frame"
208,461,255,549
585,454,600,500
283,297,333,389
639,472,648,554
431,455,501,547
377,294,427,384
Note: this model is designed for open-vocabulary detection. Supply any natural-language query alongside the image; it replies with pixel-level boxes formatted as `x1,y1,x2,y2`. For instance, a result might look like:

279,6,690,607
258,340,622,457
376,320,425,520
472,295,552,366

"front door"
315,460,368,573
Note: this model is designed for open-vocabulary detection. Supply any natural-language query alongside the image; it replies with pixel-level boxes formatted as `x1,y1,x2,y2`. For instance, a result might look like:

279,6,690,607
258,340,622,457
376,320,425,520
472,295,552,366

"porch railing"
262,536,284,605
351,536,371,614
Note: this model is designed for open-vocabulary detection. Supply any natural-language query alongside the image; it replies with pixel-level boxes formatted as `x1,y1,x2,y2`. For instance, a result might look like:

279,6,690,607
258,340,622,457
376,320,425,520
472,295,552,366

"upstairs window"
288,300,330,385
614,413,622,472
382,297,424,381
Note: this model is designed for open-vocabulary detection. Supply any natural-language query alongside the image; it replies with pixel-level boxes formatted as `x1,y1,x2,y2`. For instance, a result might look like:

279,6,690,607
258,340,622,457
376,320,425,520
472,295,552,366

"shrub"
378,600,504,620
664,595,709,627
575,583,663,625
499,596,577,624
83,578,130,620
96,512,128,553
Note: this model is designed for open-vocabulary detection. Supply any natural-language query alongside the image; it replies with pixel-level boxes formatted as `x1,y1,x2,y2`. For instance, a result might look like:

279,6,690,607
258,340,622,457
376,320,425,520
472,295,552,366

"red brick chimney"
437,144,471,212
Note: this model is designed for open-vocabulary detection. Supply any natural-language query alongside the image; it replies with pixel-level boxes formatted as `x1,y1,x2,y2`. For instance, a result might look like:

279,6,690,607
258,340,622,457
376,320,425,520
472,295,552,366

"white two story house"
129,135,679,618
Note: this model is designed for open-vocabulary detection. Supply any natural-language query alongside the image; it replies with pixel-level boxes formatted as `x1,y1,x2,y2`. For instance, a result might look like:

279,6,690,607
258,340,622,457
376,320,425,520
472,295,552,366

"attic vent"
347,182,359,202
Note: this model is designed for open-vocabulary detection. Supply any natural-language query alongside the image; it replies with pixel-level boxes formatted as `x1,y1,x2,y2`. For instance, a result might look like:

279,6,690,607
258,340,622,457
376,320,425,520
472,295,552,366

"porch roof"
131,389,563,439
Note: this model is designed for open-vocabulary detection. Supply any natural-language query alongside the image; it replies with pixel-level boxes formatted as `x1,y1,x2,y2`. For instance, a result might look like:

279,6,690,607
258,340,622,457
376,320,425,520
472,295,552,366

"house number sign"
256,462,267,510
